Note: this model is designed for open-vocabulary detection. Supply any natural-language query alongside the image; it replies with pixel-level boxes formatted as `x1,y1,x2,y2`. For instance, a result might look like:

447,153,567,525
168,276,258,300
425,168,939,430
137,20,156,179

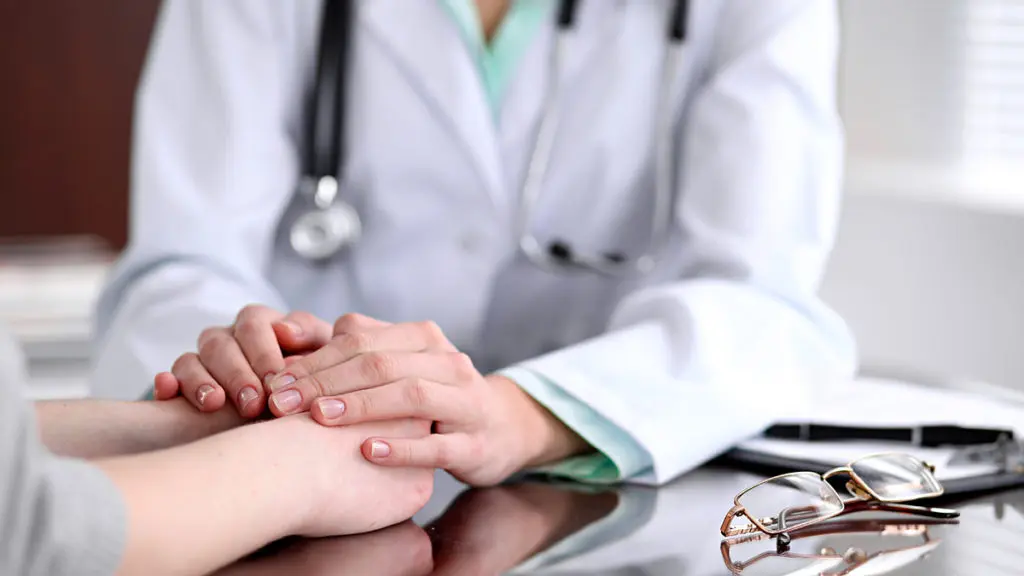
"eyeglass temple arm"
722,504,822,538
724,517,953,548
842,499,960,519
722,500,957,539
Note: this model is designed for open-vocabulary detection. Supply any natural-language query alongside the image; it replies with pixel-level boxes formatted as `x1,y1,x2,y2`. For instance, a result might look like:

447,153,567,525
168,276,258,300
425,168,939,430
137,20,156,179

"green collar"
439,0,552,116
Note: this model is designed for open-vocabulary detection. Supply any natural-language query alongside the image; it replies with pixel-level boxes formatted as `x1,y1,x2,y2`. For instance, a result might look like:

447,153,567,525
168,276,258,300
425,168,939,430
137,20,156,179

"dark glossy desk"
216,468,1024,575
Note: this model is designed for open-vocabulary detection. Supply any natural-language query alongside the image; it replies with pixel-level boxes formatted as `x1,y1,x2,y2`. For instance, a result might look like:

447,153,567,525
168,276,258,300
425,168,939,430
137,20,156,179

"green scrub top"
439,0,552,115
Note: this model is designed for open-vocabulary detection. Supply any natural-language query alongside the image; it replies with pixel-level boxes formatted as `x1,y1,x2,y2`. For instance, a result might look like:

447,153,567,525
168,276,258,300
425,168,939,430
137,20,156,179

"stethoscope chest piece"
289,175,363,261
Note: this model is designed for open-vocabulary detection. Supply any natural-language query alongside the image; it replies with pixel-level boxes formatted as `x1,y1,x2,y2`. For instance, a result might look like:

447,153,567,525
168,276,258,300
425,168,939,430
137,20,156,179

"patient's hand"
285,415,435,538
99,411,435,574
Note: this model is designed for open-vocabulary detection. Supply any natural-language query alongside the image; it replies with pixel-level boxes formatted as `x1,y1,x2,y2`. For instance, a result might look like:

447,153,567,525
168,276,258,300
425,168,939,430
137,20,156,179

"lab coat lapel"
360,0,505,211
500,1,623,184
559,1,623,90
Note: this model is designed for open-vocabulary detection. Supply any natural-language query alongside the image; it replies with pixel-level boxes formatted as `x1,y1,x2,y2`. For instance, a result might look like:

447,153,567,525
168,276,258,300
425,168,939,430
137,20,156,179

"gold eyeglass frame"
720,452,958,539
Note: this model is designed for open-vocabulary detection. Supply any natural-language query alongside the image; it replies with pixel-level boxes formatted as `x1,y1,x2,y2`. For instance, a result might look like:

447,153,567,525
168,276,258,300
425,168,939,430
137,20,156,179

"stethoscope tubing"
292,0,690,275
518,0,689,277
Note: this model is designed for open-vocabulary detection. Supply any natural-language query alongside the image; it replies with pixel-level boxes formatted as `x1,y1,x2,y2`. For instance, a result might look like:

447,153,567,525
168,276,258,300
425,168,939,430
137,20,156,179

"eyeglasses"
720,517,956,575
721,453,960,539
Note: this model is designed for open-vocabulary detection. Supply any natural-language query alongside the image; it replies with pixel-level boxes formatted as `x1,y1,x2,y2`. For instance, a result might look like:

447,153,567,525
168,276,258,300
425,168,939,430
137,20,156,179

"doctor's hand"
155,304,335,417
264,317,591,486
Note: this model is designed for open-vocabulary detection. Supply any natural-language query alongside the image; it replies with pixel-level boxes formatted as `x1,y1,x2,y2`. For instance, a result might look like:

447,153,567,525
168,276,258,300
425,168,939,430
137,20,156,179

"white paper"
737,438,999,481
737,377,1024,481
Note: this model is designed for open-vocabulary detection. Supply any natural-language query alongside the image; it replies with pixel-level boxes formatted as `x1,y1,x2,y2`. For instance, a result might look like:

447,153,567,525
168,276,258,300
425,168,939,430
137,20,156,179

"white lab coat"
93,0,856,485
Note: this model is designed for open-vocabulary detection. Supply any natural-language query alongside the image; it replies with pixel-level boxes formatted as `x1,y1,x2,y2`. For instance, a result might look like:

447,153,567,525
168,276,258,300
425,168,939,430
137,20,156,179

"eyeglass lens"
849,454,942,501
737,472,844,534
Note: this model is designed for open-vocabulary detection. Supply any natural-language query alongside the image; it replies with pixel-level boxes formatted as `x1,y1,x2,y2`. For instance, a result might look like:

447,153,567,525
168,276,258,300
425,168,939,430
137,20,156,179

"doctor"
94,0,856,486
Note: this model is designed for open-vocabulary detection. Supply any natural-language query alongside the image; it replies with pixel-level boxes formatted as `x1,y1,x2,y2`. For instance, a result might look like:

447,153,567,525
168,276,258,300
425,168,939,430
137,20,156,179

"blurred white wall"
821,195,1024,389
839,0,967,169
823,0,1024,391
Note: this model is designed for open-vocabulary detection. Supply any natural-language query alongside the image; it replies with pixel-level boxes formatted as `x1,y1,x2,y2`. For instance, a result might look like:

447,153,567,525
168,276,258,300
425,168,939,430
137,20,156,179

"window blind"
963,0,1024,184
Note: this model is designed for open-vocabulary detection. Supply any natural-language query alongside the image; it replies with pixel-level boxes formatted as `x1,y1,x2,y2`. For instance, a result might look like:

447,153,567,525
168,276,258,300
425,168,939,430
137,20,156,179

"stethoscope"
291,0,690,277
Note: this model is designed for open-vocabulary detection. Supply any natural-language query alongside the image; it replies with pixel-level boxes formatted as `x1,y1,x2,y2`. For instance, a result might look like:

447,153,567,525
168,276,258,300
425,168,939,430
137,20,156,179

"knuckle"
286,310,315,323
284,357,311,379
416,320,446,345
332,331,374,354
171,352,199,375
307,372,331,398
334,312,372,334
359,352,396,383
197,332,230,360
285,310,319,331
402,378,431,411
196,326,223,348
292,348,337,377
400,442,419,465
232,316,265,339
350,392,373,418
236,303,270,322
289,344,337,376
434,439,454,469
449,352,477,382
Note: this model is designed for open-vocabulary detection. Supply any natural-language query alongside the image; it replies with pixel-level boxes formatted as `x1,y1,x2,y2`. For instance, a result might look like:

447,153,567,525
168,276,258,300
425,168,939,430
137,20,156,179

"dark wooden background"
0,0,162,251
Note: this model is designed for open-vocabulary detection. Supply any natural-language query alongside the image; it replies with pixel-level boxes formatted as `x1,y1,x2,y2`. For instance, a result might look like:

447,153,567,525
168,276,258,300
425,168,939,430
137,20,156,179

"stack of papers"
737,377,1024,481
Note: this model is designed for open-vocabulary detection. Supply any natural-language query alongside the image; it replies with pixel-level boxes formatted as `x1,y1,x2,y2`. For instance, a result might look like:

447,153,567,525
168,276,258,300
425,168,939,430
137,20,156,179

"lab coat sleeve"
500,365,651,483
91,0,318,399
512,0,856,485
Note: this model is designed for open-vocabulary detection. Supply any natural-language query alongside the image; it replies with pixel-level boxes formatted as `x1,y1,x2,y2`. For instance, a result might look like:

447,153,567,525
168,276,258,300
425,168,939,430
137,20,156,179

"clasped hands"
156,305,587,487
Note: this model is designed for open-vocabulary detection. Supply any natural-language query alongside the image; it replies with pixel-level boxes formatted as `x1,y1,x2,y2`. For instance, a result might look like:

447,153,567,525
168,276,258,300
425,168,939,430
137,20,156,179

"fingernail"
370,440,391,458
238,386,259,410
269,374,296,392
282,321,303,336
263,372,276,386
271,389,302,413
196,384,215,406
318,398,346,419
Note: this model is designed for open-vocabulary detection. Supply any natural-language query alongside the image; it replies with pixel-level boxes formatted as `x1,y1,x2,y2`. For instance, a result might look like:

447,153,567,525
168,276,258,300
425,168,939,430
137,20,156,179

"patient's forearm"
100,415,431,576
98,416,304,576
35,397,245,458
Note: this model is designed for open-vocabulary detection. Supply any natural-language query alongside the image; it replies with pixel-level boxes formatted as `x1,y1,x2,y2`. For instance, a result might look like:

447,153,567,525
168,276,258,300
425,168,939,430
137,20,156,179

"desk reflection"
213,522,433,575
721,518,955,576
213,480,618,576
427,482,619,574
213,469,1023,575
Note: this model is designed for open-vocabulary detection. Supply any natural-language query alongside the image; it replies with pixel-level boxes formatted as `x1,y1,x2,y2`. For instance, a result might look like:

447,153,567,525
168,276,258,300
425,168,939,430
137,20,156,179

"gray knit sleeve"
1,352,126,575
